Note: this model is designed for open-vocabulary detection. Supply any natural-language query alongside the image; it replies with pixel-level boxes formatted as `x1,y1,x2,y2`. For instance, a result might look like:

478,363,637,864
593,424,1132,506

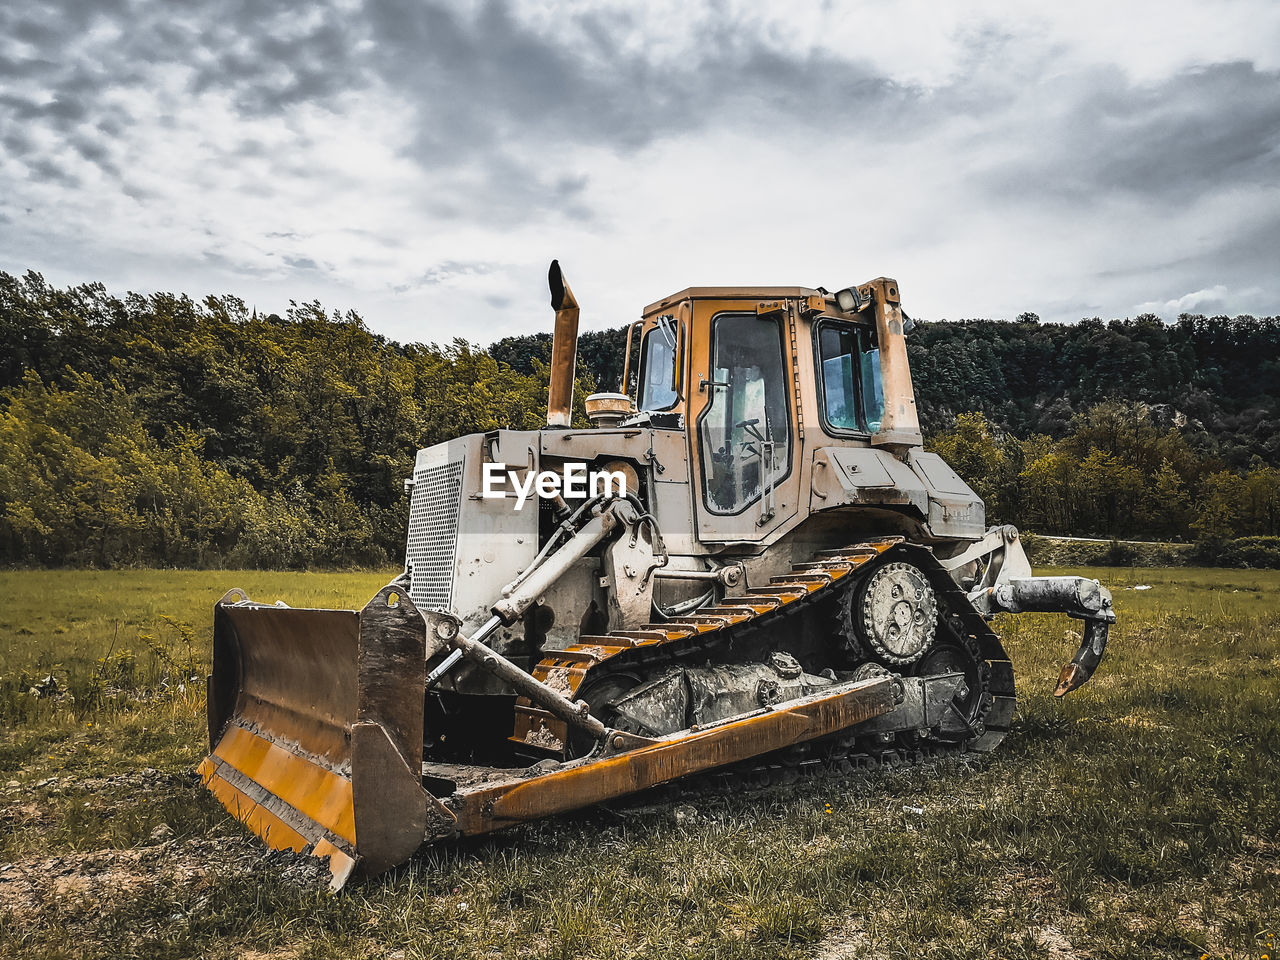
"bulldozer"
200,264,1115,888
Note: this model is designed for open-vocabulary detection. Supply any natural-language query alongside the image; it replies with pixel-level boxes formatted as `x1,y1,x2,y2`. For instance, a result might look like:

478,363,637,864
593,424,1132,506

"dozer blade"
199,584,453,890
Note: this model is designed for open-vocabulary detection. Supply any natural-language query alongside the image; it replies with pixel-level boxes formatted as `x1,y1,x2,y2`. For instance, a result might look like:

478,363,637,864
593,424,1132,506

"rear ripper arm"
939,525,1116,696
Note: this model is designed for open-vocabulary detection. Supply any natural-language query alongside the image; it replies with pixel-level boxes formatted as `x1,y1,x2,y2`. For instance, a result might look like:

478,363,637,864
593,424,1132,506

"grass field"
0,566,1276,959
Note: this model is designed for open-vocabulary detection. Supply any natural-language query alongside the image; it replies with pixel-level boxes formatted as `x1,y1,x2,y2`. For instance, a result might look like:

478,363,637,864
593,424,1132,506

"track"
510,538,1017,772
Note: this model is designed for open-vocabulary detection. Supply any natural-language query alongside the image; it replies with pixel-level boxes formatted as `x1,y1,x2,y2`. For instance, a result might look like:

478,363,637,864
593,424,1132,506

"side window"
699,314,791,514
817,321,883,434
861,340,884,433
637,325,679,412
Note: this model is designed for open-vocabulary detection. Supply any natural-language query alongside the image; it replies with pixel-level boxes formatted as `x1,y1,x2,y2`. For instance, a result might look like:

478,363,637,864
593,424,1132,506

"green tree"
1143,460,1193,538
927,412,1015,520
1193,470,1247,541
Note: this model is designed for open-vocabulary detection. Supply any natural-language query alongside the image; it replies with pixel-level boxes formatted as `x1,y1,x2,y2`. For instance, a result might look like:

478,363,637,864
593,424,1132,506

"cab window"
637,323,679,412
816,321,884,434
699,314,791,514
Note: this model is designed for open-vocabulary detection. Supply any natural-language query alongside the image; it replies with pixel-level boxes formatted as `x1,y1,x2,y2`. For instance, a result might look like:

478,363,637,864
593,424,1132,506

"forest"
2,269,1278,567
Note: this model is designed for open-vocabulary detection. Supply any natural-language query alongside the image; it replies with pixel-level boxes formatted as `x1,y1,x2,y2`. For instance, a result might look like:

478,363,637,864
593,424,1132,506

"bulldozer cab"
622,281,919,544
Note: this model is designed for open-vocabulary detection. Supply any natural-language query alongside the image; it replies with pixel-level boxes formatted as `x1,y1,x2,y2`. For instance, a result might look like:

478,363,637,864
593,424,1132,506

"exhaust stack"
867,277,922,450
546,260,579,428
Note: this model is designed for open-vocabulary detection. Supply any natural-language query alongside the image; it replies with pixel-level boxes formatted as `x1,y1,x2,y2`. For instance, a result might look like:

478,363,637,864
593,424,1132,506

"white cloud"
1132,285,1231,318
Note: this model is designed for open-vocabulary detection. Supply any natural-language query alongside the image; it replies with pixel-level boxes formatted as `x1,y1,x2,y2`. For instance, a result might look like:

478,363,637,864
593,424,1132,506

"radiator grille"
406,458,464,611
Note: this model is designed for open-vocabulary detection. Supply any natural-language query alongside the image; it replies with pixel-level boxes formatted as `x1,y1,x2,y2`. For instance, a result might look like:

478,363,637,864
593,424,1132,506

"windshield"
698,313,791,514
637,324,679,411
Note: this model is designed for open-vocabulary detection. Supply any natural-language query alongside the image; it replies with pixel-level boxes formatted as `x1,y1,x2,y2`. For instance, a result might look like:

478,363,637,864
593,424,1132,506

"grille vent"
406,458,464,611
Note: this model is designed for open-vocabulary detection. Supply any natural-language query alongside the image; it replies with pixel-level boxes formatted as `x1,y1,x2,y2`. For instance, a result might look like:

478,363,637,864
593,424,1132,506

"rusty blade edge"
200,747,359,890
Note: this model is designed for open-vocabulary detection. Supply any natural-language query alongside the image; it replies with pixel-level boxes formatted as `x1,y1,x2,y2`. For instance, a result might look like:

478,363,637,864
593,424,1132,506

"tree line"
2,269,1278,567
930,407,1280,543
0,271,592,567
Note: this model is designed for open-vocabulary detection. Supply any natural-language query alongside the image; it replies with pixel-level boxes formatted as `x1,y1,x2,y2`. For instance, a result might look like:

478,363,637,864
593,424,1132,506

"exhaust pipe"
866,278,922,451
547,260,579,428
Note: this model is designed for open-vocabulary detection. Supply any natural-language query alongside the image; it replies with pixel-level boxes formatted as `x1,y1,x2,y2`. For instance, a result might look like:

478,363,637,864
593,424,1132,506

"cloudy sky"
2,1,1279,344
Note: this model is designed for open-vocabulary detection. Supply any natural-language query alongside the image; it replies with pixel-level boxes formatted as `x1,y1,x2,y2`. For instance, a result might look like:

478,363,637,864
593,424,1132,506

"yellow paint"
243,802,310,852
201,766,309,853
203,764,252,818
212,724,356,845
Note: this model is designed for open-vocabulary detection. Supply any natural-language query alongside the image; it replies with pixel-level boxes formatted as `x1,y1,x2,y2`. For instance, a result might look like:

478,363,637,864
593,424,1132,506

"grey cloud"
12,0,131,39
979,62,1280,204
361,0,909,154
0,52,55,77
2,0,924,228
1176,214,1280,311
120,180,158,201
96,115,125,140
0,94,45,122
25,157,79,187
1216,213,1280,268
393,260,498,293
201,248,275,276
45,97,87,121
345,0,920,222
1,123,37,157
1093,192,1280,316
10,17,61,45
57,64,126,98
67,134,121,178
4,0,1278,330
1091,64,1280,199
183,5,363,115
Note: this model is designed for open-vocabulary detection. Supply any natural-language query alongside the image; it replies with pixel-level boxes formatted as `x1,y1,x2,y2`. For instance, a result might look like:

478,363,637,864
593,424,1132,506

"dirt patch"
1033,924,1074,957
1,763,339,929
0,834,330,924
25,766,181,796
998,865,1060,900
813,916,884,960
0,801,51,832
0,837,241,920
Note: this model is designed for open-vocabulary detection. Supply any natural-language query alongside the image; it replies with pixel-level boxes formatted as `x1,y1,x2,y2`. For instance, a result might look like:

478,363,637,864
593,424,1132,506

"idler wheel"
853,562,937,666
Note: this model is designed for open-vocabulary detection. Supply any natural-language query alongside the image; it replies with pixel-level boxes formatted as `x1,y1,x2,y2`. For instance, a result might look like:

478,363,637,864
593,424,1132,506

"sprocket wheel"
842,561,938,666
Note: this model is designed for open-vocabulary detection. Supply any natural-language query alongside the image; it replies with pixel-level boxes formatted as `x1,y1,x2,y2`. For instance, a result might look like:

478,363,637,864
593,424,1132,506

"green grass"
0,569,396,726
1,567,1277,959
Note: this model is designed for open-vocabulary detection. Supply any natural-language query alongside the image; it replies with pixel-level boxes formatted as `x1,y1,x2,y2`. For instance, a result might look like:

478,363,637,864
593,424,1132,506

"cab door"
688,301,802,544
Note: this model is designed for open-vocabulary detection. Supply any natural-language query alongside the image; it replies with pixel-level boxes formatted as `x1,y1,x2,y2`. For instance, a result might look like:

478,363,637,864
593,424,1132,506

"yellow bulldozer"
200,264,1115,888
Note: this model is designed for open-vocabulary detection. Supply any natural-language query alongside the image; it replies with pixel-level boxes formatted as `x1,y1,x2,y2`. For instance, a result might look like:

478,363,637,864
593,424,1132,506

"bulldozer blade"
200,584,453,890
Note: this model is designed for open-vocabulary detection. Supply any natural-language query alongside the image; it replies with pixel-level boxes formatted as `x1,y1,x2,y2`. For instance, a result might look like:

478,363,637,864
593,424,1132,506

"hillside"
2,270,1278,567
